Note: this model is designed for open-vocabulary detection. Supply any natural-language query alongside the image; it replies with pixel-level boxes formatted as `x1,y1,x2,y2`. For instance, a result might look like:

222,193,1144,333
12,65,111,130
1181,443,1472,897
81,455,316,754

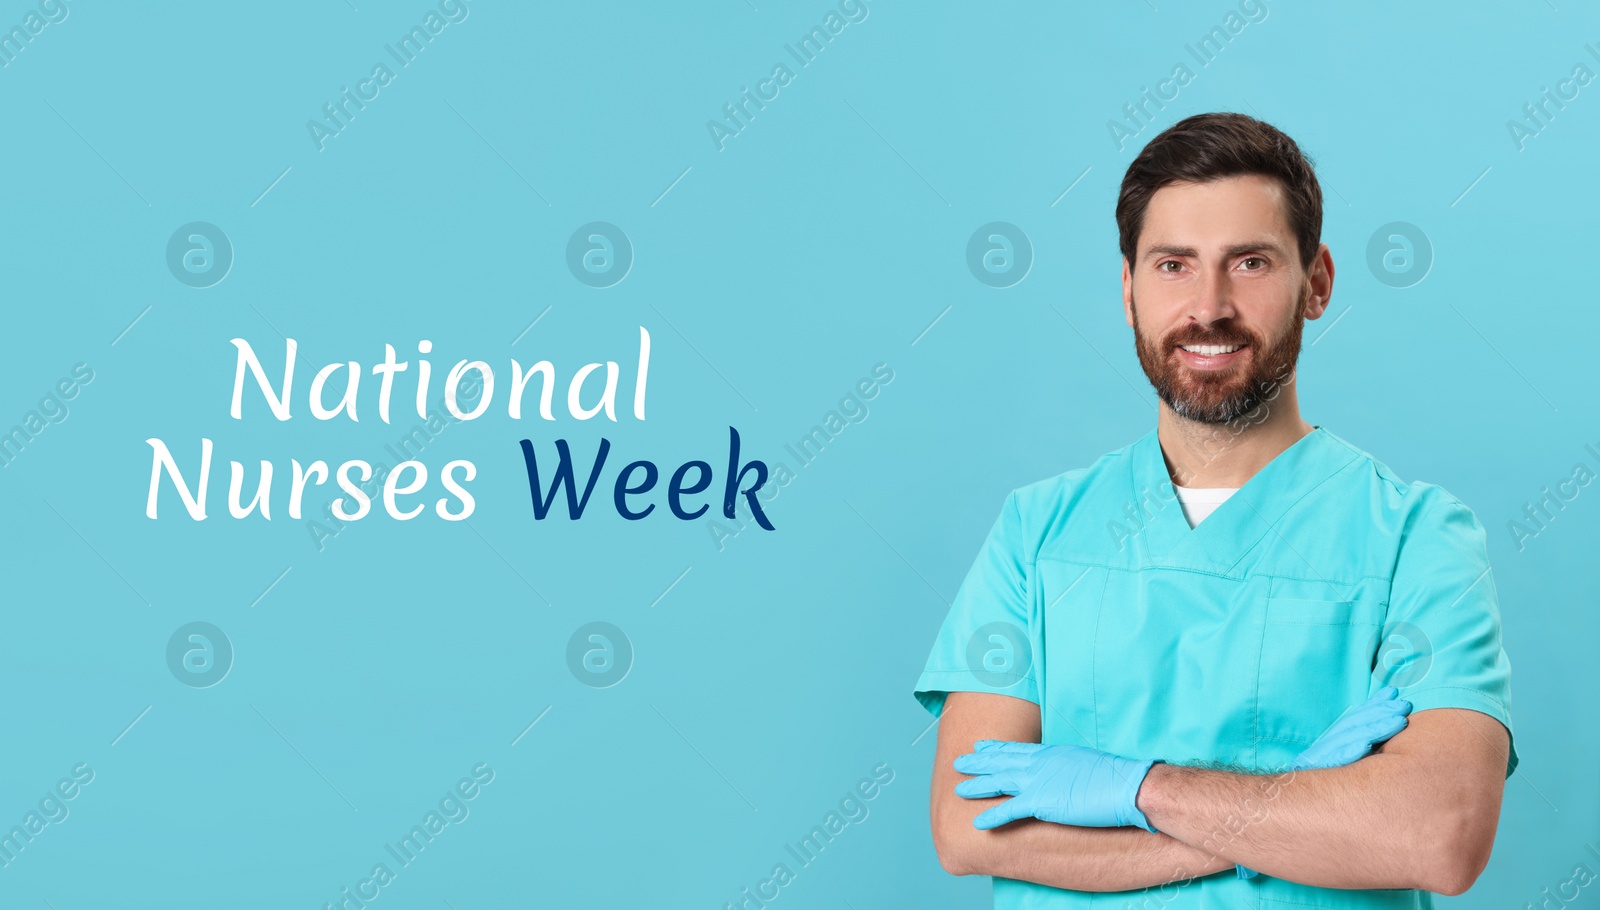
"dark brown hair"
1116,112,1322,271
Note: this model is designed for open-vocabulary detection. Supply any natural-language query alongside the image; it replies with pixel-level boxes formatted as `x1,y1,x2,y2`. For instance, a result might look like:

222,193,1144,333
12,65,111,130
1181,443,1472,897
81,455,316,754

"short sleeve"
1379,490,1518,778
912,490,1040,717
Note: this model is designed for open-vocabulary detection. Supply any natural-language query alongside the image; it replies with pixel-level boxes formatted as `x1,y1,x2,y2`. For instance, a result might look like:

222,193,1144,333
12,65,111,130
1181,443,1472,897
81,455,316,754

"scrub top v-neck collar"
1128,424,1361,577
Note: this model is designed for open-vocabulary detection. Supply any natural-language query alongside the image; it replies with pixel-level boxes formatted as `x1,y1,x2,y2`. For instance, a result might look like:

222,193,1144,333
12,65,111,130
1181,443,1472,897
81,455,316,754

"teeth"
1180,344,1243,355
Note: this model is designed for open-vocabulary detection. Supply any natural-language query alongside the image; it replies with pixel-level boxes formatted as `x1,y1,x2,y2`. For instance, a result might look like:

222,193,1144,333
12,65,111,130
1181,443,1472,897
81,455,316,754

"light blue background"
1,1,1596,907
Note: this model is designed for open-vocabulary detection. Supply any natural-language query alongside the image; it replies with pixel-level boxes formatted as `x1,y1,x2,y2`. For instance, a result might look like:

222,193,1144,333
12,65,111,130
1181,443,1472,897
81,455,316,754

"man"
913,112,1516,904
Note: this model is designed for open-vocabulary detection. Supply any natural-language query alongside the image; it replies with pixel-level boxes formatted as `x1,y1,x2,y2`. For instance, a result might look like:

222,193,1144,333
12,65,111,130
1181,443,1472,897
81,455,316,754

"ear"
1303,242,1335,320
1121,258,1135,327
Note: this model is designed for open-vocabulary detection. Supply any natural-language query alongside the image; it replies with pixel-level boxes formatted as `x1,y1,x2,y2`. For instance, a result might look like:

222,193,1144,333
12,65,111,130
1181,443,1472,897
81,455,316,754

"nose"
1187,264,1236,328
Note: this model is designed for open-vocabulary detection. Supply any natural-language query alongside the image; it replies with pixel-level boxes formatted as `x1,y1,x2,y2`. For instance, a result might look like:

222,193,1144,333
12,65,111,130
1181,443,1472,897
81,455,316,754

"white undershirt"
1173,484,1239,528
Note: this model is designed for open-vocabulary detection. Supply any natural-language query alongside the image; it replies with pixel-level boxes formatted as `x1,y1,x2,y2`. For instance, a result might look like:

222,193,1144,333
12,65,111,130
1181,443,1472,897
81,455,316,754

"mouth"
1174,342,1247,370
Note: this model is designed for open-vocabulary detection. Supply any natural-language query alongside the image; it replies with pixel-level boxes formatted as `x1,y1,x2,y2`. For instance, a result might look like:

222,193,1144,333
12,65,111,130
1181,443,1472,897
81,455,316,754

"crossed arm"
930,691,1509,894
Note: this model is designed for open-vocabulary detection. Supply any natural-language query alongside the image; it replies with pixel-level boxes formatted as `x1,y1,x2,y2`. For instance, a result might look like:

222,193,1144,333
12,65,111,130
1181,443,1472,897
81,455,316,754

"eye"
1158,260,1184,273
1239,256,1266,271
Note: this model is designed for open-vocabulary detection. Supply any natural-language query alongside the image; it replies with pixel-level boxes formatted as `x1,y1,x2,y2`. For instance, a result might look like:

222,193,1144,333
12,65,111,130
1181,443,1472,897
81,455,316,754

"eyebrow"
1142,241,1289,262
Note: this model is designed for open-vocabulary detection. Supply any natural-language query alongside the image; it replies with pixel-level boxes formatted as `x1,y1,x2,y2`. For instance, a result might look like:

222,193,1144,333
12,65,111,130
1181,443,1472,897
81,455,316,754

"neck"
1156,380,1314,488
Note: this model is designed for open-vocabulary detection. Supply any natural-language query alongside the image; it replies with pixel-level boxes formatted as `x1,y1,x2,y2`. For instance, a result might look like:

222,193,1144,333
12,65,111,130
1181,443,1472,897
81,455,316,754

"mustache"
1167,329,1256,348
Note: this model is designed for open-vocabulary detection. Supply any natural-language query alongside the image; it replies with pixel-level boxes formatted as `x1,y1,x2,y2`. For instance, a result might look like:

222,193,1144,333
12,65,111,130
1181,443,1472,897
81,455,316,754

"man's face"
1123,174,1320,425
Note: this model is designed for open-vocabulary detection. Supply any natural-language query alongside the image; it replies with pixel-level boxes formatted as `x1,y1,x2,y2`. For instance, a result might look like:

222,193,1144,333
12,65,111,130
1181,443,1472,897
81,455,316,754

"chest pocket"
1255,578,1385,769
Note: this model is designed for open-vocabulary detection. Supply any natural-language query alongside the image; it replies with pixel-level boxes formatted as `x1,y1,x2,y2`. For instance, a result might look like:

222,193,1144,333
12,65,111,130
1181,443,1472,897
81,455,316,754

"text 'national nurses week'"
142,328,778,533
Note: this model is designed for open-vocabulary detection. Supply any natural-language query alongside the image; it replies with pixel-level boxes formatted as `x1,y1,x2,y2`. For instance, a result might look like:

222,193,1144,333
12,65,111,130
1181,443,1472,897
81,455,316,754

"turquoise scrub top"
914,426,1516,910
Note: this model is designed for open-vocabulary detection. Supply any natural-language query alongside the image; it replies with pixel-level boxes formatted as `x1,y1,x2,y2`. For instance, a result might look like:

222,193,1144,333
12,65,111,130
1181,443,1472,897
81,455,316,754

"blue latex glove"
953,741,1158,832
1236,685,1412,880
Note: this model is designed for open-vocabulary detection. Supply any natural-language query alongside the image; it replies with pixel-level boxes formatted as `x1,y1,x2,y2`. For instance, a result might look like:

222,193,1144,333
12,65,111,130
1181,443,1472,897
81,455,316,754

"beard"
1131,285,1308,425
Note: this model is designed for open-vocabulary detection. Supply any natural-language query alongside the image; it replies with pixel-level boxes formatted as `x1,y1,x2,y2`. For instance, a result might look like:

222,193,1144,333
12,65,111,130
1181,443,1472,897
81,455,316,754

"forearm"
1135,754,1480,893
931,691,1233,890
936,796,1233,890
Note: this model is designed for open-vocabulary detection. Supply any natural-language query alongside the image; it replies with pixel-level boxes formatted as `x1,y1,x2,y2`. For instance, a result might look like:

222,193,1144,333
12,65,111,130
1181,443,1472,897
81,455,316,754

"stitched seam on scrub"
1031,555,1130,571
1025,552,1041,723
1254,575,1278,769
917,669,1039,684
1034,555,1390,588
1036,555,1192,576
1252,571,1390,585
1089,568,1110,750
1221,451,1364,576
915,669,1042,700
1259,897,1407,910
1402,685,1509,713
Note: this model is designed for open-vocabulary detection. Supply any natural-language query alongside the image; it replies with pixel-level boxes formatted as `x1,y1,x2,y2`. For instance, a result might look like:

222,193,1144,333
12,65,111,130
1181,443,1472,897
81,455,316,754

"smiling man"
913,112,1516,905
